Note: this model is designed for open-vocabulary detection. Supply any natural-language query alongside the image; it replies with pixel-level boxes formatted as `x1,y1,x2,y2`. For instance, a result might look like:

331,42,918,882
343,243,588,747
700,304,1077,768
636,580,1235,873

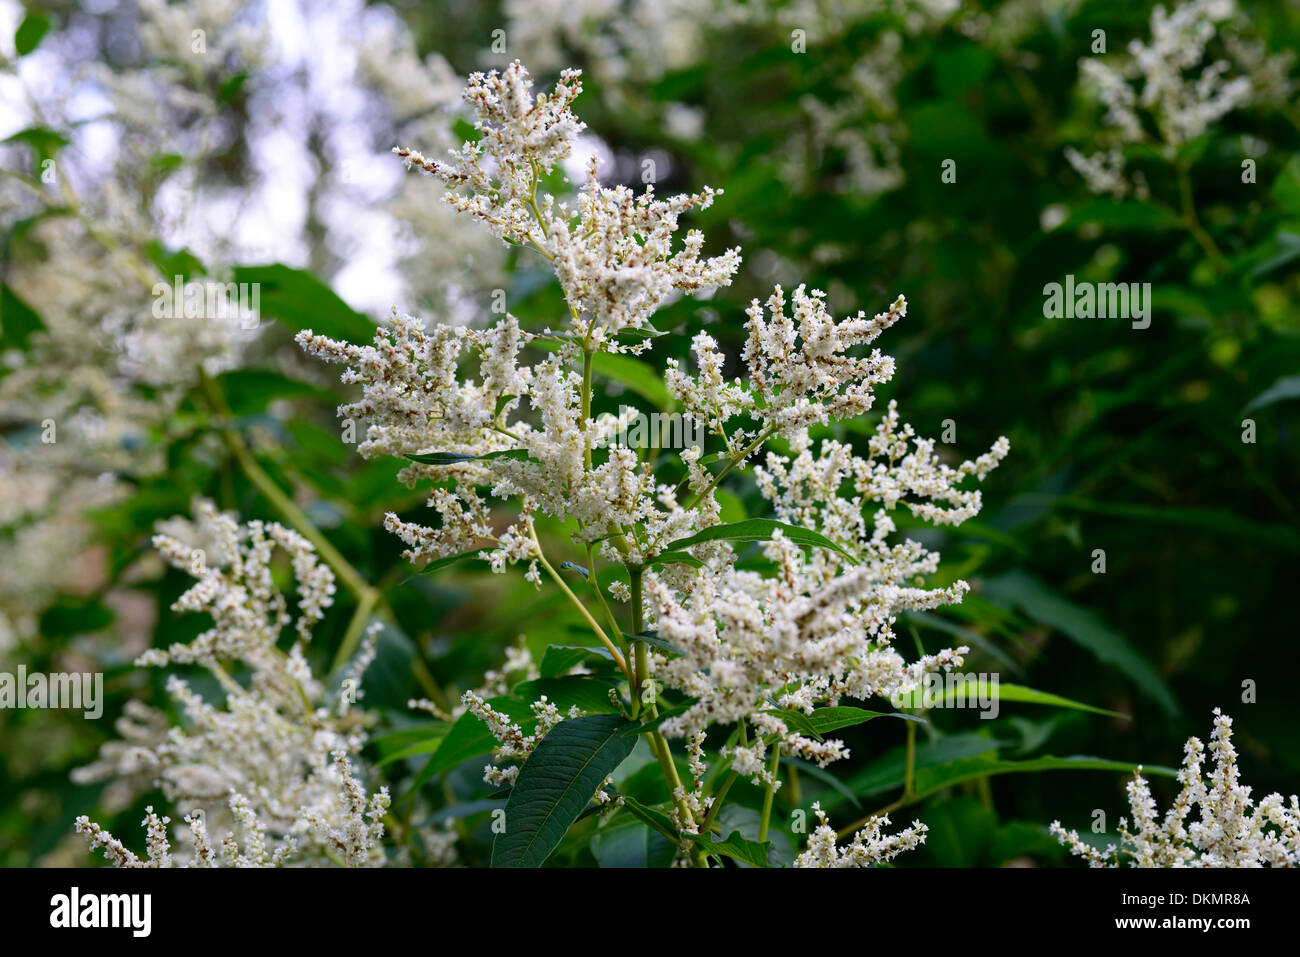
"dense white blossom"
298,61,1010,867
1052,710,1300,867
1067,0,1288,195
795,802,928,867
74,503,389,867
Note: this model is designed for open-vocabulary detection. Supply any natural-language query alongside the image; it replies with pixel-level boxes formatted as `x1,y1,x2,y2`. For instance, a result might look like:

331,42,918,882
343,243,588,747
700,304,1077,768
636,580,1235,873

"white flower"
1052,710,1300,867
1067,0,1280,193
795,802,928,867
74,503,386,868
301,60,1011,863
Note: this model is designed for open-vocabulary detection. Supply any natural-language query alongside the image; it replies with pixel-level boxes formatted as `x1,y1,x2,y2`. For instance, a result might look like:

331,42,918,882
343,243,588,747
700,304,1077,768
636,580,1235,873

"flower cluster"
462,692,590,789
300,60,1010,867
1066,0,1291,196
393,61,740,341
73,503,390,867
0,0,505,659
1051,710,1300,867
794,802,929,867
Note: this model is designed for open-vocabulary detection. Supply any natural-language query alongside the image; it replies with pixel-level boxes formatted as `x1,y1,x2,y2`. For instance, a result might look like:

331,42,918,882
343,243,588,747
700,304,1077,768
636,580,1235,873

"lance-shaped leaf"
657,518,858,564
405,448,535,466
235,263,375,342
648,552,703,570
892,679,1126,718
765,706,924,741
625,631,686,660
687,830,772,868
591,352,671,410
491,714,638,868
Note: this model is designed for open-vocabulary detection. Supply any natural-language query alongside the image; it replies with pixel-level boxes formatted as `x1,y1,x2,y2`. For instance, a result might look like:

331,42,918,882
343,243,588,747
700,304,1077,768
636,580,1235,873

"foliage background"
1,0,1298,867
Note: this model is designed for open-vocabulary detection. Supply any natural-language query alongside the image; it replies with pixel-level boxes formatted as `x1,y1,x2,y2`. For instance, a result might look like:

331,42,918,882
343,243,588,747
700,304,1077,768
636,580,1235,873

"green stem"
758,742,781,843
529,527,628,677
332,586,379,673
584,544,625,648
1176,160,1226,272
625,562,699,851
581,346,594,472
700,771,739,835
628,565,646,717
649,730,696,842
904,719,916,799
685,425,777,512
198,369,377,604
835,716,919,839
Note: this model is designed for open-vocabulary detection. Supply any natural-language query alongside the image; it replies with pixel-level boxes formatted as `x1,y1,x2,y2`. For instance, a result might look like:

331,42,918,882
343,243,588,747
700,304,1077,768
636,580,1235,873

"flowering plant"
3,0,1296,873
1053,710,1299,867
284,59,1013,867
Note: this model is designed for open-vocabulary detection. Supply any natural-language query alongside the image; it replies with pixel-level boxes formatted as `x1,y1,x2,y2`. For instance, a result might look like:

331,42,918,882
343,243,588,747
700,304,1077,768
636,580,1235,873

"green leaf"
15,13,50,56
3,127,68,163
916,797,996,867
715,488,747,524
491,714,638,867
634,697,698,734
616,322,668,342
988,682,1125,718
840,734,1012,802
0,282,45,352
1053,200,1182,234
659,518,858,564
618,794,680,841
626,631,685,659
837,734,1174,811
981,571,1178,716
40,600,114,638
688,830,772,868
1246,230,1300,279
713,805,795,866
767,706,924,741
144,241,205,279
592,817,677,868
406,696,534,796
514,676,623,714
909,754,1178,800
217,72,249,103
1272,155,1300,217
892,679,1124,718
591,352,670,409
412,550,488,577
539,645,609,678
1243,374,1300,414
374,733,447,768
214,369,335,416
148,152,185,176
766,707,822,739
647,552,703,569
405,448,534,466
234,264,374,342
